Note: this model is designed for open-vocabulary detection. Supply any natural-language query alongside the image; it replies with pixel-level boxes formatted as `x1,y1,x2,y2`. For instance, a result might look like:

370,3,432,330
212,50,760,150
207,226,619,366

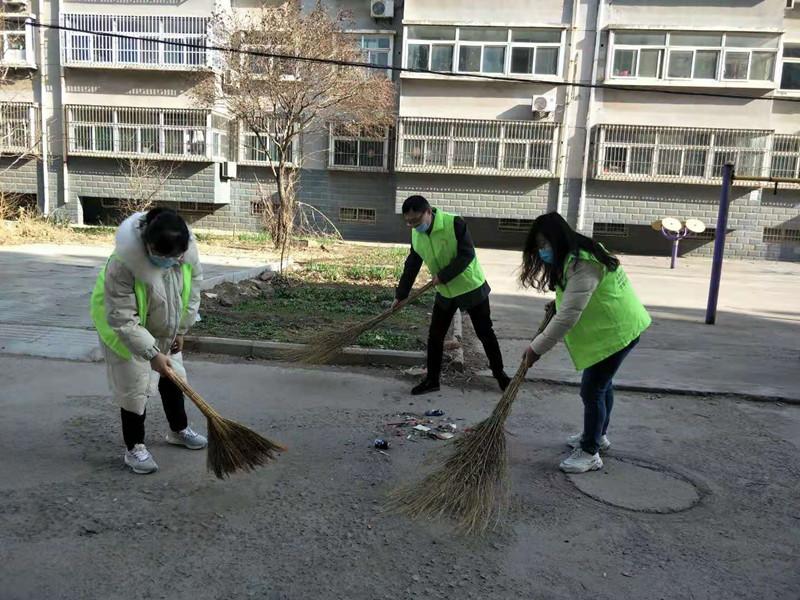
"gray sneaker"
124,444,158,474
567,432,611,452
166,427,207,450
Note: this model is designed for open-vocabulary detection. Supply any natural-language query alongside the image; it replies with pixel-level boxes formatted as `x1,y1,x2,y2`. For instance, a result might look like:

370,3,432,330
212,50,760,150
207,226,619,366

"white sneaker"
566,433,611,452
560,447,603,474
124,444,159,474
166,427,208,450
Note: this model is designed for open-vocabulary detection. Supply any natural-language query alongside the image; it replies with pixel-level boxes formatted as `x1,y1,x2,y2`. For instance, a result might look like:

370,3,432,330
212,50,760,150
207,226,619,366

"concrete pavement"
0,243,269,361
473,249,800,401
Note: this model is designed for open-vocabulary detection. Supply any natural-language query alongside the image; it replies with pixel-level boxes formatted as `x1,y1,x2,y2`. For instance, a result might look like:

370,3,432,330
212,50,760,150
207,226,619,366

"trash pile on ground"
377,410,462,450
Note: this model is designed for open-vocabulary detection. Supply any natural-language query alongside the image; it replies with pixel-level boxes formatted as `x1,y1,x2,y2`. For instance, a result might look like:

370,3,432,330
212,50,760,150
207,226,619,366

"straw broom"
288,280,437,364
387,302,556,535
165,367,286,479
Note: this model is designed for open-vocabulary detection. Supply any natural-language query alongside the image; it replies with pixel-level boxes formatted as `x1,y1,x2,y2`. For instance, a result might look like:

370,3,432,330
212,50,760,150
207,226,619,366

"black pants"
120,376,188,450
427,297,504,384
579,337,640,455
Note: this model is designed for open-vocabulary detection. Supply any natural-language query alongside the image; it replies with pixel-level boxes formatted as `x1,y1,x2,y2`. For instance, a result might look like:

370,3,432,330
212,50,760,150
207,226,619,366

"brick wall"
0,156,40,196
396,174,557,220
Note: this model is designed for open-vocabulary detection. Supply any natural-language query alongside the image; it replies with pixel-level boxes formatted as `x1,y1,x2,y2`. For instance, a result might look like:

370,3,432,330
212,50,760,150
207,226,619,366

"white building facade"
1,0,798,260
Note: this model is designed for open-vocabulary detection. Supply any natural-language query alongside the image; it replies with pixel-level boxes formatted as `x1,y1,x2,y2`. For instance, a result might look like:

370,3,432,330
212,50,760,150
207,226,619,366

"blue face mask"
148,254,179,269
414,221,430,234
538,248,554,264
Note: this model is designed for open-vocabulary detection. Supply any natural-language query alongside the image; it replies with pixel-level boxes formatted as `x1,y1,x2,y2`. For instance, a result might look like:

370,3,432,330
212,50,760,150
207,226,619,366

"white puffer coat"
100,212,202,415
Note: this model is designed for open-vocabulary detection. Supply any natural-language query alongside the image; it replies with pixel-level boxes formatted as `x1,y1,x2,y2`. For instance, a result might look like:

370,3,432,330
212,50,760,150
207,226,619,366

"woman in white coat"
91,208,206,474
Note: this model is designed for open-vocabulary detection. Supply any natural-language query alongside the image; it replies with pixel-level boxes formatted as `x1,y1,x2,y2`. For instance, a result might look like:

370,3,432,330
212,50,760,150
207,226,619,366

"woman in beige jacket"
92,208,205,474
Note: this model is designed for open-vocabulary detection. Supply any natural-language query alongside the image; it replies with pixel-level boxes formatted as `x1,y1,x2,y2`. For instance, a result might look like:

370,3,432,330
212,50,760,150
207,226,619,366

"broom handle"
519,301,557,377
359,279,437,328
164,367,222,421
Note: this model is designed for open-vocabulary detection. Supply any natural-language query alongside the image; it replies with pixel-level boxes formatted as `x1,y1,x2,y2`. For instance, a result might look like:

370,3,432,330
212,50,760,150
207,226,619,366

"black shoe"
411,379,440,396
496,372,511,392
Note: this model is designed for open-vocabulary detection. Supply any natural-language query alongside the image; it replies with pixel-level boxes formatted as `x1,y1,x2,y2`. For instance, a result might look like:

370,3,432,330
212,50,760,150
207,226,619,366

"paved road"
1,354,798,599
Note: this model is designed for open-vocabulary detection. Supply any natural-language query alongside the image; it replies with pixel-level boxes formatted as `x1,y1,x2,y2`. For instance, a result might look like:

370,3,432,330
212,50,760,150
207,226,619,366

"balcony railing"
61,15,210,70
771,134,800,182
0,101,38,154
65,105,229,161
593,124,773,184
396,117,558,177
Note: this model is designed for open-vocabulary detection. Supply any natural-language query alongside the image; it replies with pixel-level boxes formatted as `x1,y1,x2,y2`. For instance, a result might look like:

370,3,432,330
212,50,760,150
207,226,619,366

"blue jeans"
579,337,640,455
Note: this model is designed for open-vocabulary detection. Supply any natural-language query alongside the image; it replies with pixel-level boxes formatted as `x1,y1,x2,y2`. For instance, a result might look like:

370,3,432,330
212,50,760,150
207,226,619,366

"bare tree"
117,157,177,216
193,0,395,267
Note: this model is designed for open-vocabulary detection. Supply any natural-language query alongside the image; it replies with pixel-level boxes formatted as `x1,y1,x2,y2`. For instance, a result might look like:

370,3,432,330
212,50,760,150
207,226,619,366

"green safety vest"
556,249,651,371
90,256,192,360
411,209,486,299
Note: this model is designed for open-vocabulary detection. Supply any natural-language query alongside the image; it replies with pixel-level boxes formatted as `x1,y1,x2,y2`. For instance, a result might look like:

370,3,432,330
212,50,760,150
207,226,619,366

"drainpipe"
34,12,49,214
57,1,72,220
577,0,605,232
555,0,580,215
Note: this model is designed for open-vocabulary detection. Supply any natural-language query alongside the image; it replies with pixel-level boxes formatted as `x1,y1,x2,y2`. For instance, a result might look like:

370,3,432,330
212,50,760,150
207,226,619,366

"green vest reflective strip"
90,257,193,360
411,209,486,299
555,250,651,371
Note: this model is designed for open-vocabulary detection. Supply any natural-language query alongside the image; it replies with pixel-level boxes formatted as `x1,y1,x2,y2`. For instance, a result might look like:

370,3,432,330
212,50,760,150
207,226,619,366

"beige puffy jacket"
101,212,202,414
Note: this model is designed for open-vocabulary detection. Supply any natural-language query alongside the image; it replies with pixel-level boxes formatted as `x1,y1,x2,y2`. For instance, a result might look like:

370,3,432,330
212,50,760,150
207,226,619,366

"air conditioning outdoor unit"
220,161,238,180
532,93,557,114
370,0,394,19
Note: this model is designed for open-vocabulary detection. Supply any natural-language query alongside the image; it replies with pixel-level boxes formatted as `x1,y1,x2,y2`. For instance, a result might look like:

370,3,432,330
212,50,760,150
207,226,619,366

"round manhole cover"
566,457,701,513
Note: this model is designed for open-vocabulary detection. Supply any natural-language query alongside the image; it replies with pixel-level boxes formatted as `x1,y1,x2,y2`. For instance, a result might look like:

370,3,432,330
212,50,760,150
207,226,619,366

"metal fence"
61,15,209,69
65,105,227,161
396,117,558,176
770,134,800,181
0,101,37,154
593,124,774,184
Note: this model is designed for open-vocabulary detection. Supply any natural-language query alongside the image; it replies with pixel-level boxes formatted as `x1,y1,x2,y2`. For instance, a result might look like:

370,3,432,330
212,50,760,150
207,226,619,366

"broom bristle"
206,415,287,479
387,363,527,534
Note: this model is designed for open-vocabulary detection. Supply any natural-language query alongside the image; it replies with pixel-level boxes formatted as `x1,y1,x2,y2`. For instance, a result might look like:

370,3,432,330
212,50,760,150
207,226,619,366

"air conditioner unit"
220,161,237,179
370,0,394,19
532,93,557,114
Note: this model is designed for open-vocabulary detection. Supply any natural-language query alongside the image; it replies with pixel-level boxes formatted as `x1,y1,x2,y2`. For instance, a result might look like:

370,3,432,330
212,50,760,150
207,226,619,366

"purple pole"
671,238,679,269
705,162,734,325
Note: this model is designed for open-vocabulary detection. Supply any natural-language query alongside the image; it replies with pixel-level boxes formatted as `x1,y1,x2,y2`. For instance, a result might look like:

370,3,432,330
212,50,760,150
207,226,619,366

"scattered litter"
202,292,218,299
413,424,431,433
622,572,633,578
377,450,389,457
373,438,389,450
425,409,444,417
383,412,463,443
431,431,455,441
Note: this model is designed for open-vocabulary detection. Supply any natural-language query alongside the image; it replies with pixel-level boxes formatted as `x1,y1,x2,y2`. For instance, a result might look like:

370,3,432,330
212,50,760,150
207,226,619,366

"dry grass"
166,368,286,479
387,304,556,534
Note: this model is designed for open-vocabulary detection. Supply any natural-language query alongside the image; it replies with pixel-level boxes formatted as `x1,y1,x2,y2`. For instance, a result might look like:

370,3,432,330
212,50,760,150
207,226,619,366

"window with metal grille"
609,30,778,84
65,105,227,160
329,125,388,170
250,201,265,216
339,207,376,223
593,222,629,237
690,228,715,240
763,228,800,243
498,219,533,233
61,15,209,69
593,124,771,183
0,14,32,67
397,117,557,176
771,135,800,179
239,129,297,166
0,101,37,153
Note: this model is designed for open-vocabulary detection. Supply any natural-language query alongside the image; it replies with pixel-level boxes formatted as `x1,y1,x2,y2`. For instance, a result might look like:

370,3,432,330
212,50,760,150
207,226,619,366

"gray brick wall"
0,156,40,197
396,174,556,220
585,181,800,261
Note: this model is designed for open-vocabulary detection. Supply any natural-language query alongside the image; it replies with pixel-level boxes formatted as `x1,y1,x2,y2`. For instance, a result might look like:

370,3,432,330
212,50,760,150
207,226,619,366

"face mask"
538,248,554,265
148,254,178,269
414,221,430,234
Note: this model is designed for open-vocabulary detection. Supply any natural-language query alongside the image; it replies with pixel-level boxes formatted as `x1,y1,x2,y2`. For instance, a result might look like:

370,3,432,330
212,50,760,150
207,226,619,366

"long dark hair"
519,212,619,292
141,208,190,257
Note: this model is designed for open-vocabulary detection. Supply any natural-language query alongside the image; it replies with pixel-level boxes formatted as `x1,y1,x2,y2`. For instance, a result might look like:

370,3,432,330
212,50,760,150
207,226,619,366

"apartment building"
0,0,798,260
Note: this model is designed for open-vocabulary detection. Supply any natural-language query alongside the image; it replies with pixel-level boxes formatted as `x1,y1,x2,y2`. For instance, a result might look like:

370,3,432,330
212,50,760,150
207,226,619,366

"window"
62,15,209,68
65,105,223,160
780,45,800,91
609,30,778,84
239,123,297,166
0,17,30,65
0,102,37,153
593,223,629,237
329,125,388,170
498,219,533,233
763,228,800,244
690,228,715,240
354,33,392,77
339,207,376,224
771,135,800,179
594,124,771,183
397,117,557,176
405,25,563,77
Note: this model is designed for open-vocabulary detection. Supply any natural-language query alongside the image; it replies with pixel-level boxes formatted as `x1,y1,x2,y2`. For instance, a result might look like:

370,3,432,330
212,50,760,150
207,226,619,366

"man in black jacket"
393,195,509,395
